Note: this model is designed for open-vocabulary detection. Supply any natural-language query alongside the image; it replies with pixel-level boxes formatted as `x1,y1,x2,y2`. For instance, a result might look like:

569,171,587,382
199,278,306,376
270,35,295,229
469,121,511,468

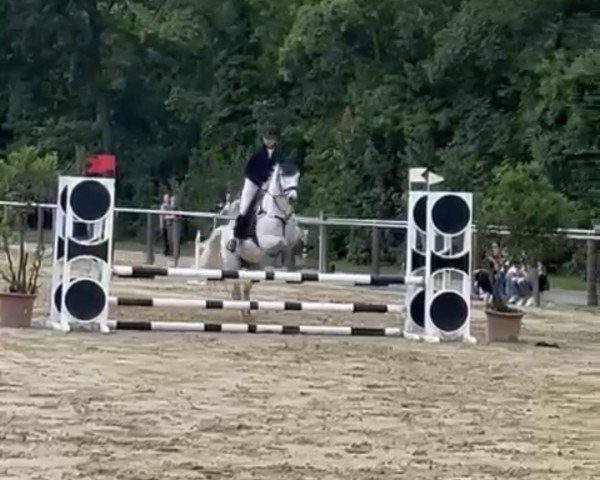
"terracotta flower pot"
485,308,525,343
0,292,36,328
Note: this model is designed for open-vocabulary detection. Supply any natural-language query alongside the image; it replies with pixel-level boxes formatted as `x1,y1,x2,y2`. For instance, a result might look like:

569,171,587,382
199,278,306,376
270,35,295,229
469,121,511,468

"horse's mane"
221,198,240,216
279,161,299,177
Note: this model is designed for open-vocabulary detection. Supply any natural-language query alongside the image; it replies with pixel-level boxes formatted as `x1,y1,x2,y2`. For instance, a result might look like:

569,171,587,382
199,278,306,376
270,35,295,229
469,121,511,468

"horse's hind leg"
220,237,247,318
243,281,253,301
232,281,241,301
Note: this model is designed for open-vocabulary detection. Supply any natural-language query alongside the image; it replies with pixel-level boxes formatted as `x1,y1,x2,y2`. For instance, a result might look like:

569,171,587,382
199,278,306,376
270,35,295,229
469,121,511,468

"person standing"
159,193,171,256
168,194,182,267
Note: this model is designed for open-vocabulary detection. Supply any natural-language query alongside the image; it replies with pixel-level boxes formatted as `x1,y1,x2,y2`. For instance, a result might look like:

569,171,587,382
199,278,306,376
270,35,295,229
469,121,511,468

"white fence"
1,199,599,306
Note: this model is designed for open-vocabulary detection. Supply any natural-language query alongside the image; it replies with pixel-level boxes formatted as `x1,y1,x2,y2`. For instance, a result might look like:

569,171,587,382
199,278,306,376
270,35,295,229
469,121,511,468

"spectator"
489,242,508,301
506,262,531,304
539,261,550,292
506,261,550,307
167,194,182,266
473,243,507,301
159,193,171,256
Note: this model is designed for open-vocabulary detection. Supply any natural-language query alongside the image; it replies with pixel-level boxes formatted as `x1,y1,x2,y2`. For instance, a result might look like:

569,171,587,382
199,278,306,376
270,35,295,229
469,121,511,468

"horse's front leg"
234,280,254,320
241,280,253,319
259,239,286,271
231,280,250,320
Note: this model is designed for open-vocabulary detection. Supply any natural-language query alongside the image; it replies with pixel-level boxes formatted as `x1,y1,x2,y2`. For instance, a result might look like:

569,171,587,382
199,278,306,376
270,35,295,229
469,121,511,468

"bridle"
259,169,297,235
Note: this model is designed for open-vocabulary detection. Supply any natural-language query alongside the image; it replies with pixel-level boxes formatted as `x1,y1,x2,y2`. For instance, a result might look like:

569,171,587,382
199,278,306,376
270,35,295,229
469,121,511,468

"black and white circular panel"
408,289,425,329
412,195,427,234
431,194,470,236
426,268,471,335
429,290,469,333
60,180,111,222
54,279,107,322
406,266,425,329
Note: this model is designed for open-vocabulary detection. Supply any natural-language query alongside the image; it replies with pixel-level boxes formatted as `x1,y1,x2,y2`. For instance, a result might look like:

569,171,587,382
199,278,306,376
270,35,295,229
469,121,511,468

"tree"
479,164,572,309
0,146,58,294
0,0,597,264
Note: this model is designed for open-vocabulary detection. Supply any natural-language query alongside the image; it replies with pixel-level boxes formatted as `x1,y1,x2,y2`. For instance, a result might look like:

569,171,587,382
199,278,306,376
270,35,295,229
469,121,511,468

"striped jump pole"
109,297,402,313
113,265,421,287
107,320,402,337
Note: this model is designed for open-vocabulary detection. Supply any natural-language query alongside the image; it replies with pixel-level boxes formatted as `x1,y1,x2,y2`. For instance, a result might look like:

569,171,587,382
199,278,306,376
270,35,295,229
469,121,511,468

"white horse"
196,163,302,314
195,197,307,268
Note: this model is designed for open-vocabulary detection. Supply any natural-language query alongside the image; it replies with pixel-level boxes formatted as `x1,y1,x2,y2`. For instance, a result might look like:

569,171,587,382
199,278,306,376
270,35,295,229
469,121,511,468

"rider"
226,129,282,252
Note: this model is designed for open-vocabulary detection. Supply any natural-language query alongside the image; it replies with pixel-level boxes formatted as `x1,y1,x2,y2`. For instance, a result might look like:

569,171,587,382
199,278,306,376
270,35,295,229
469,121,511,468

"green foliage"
0,147,58,294
0,147,58,204
0,0,598,260
479,164,572,262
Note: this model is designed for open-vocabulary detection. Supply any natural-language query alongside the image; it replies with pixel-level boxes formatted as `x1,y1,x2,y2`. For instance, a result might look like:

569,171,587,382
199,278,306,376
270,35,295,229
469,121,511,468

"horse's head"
255,162,301,255
277,161,300,202
262,161,300,223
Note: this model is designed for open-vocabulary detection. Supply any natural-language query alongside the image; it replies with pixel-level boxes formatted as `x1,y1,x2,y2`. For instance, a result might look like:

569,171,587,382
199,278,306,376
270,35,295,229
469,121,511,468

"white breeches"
240,178,259,215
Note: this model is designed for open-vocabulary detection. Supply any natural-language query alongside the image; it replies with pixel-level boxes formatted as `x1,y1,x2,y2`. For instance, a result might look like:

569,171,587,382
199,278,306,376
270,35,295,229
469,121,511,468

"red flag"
85,154,116,178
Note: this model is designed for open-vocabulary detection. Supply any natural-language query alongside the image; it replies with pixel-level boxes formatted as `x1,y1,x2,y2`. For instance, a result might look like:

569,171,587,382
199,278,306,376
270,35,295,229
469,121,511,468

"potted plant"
0,147,58,328
479,164,571,342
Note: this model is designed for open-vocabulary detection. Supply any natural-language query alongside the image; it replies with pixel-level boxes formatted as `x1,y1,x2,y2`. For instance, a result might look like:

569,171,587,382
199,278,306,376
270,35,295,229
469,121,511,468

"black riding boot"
226,214,248,253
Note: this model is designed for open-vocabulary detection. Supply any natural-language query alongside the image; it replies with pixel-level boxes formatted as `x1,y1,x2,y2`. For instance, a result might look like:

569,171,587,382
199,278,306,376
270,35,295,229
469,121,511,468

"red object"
85,154,116,178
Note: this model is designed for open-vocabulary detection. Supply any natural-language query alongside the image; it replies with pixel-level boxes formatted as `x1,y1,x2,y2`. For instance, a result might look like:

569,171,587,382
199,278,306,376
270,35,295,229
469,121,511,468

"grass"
548,273,586,291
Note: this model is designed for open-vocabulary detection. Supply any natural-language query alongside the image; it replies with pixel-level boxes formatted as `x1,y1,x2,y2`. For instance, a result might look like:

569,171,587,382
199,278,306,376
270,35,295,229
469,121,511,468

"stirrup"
226,238,238,253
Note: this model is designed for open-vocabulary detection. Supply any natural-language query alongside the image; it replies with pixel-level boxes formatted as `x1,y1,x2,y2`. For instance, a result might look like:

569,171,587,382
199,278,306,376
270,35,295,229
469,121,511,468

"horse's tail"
197,227,223,269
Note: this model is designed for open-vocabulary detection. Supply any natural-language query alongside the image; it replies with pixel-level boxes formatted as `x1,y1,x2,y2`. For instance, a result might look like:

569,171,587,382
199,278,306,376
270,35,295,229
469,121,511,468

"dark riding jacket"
244,146,281,187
